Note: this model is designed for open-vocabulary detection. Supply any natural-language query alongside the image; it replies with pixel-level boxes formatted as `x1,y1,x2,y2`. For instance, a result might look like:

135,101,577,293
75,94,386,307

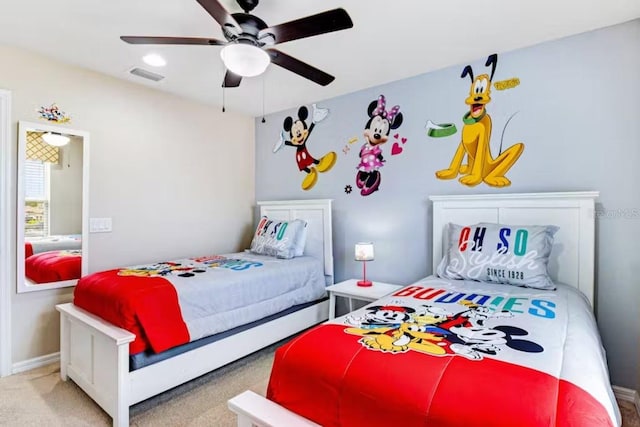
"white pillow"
294,222,308,257
250,216,307,259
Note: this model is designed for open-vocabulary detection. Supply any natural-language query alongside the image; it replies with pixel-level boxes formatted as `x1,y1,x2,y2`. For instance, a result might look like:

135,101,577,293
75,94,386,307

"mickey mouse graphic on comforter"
267,276,621,427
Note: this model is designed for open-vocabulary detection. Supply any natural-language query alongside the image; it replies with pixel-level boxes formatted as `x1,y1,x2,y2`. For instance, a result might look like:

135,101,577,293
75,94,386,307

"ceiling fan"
121,0,354,88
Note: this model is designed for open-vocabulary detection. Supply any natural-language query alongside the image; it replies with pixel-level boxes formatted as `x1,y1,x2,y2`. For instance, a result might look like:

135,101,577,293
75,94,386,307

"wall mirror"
17,121,89,293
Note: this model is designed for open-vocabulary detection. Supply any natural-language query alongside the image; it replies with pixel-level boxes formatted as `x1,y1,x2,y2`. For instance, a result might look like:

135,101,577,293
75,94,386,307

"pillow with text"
250,216,307,259
436,222,559,290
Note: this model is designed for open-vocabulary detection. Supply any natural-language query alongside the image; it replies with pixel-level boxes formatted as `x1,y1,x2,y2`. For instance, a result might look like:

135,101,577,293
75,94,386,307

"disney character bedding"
267,276,620,427
25,249,82,283
73,253,327,355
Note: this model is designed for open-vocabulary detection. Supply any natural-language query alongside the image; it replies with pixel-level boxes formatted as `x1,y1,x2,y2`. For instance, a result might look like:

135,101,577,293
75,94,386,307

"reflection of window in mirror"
24,159,50,238
17,121,90,293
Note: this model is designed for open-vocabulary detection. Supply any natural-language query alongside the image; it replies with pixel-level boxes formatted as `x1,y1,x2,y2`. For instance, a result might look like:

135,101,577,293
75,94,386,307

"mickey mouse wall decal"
277,104,336,191
435,54,525,187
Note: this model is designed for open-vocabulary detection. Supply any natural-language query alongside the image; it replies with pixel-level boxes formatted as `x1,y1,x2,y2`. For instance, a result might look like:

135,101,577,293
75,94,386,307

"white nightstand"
326,279,403,319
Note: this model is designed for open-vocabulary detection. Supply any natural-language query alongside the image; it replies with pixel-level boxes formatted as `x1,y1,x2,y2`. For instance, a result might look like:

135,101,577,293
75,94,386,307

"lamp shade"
41,132,70,147
355,242,374,261
220,44,270,77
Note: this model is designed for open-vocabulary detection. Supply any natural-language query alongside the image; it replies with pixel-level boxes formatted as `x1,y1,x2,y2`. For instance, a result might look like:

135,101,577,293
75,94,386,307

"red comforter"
73,269,189,354
267,277,619,427
73,254,328,356
25,250,81,284
268,324,609,427
25,242,33,258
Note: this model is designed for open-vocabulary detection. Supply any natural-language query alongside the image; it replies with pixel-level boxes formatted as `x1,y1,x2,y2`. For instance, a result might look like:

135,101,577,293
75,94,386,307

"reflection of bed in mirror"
17,121,90,292
25,235,83,285
25,234,81,258
25,249,82,284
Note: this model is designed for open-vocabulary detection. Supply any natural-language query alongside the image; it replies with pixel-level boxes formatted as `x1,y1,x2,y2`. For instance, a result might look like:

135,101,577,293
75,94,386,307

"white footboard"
228,391,320,427
57,303,135,427
57,300,329,427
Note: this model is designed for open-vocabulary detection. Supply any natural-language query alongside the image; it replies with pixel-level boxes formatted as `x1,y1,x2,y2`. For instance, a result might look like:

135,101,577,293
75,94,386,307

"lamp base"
357,280,372,287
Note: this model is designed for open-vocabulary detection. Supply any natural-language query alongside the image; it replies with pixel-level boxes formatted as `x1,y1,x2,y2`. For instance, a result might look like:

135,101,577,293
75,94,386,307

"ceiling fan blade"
267,49,335,86
259,8,353,45
195,0,240,29
120,36,226,46
222,70,242,88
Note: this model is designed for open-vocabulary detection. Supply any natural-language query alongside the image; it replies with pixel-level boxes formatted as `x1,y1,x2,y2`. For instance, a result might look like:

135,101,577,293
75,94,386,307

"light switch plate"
89,217,112,233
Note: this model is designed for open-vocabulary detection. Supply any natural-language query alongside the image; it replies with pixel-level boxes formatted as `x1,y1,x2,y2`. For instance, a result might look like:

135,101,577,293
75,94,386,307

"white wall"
49,136,83,235
0,44,256,364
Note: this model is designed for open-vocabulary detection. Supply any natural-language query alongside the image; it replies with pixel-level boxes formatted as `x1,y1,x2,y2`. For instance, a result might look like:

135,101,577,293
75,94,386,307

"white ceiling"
0,0,638,117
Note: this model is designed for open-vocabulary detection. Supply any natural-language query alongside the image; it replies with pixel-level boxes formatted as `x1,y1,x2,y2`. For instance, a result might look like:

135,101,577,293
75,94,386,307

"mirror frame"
16,120,90,293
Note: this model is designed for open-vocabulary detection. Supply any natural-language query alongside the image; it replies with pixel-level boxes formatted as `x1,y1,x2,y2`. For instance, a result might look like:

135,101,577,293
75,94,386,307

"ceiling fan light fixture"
220,44,270,77
42,132,70,147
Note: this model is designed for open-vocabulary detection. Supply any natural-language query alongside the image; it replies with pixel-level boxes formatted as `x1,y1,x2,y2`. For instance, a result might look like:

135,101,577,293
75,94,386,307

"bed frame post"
59,308,69,381
236,415,253,427
114,343,130,427
56,303,136,427
228,390,321,427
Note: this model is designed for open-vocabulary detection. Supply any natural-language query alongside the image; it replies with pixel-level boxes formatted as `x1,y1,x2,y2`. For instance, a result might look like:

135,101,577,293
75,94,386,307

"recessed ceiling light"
142,53,167,67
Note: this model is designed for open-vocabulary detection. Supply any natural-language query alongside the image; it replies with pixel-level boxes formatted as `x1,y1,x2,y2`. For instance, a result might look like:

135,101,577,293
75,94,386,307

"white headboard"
429,192,599,306
257,199,334,285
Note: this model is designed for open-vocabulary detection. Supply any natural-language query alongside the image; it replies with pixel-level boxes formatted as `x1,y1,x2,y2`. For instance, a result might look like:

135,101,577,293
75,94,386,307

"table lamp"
355,242,374,287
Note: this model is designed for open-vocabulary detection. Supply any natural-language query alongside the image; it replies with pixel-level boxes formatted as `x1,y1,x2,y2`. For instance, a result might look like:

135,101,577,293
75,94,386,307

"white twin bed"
56,192,616,427
56,199,333,427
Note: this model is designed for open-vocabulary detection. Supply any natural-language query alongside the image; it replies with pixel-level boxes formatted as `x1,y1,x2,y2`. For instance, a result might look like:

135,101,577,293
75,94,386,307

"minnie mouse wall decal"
356,95,404,196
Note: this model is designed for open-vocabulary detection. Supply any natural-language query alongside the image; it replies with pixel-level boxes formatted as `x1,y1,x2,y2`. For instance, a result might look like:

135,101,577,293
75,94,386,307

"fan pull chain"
261,74,266,123
222,82,226,113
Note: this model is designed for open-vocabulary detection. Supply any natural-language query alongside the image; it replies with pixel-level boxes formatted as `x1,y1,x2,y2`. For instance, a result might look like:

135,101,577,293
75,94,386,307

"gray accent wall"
255,19,640,389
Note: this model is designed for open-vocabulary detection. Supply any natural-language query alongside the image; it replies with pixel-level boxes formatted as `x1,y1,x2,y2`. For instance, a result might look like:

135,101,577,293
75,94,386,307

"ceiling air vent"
129,67,165,82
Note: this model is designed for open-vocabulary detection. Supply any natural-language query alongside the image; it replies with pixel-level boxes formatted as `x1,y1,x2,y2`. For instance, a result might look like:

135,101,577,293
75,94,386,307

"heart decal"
391,142,403,155
401,137,407,144
394,133,399,139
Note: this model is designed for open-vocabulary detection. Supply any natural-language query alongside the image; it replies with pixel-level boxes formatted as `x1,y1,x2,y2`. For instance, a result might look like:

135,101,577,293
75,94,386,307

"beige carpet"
0,343,276,427
0,343,638,426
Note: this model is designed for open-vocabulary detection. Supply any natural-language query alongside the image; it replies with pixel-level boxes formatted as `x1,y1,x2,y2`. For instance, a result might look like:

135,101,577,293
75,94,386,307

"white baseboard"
613,385,637,402
12,352,59,374
613,385,640,416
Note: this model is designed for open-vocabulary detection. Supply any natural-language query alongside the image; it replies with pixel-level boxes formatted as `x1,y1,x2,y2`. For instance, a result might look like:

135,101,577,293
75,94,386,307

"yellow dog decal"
346,322,446,355
436,54,524,187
